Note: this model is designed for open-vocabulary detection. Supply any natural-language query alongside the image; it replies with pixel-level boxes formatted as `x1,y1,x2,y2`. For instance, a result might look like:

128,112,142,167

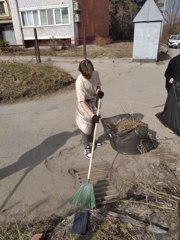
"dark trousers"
81,123,95,148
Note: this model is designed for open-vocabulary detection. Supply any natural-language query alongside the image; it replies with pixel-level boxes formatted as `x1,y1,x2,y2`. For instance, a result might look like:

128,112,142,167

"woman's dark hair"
78,59,94,79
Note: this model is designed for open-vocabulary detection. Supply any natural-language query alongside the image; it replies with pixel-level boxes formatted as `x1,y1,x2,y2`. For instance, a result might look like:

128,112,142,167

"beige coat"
75,71,101,134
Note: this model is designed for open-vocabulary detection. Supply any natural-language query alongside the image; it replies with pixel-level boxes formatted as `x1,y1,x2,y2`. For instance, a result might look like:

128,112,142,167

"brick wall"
77,0,109,44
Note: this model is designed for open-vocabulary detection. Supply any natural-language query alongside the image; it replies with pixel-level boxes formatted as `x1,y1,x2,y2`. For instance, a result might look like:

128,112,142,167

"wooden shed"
133,0,163,62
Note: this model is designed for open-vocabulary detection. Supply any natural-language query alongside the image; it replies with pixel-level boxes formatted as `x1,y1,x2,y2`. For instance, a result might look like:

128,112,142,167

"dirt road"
0,49,180,223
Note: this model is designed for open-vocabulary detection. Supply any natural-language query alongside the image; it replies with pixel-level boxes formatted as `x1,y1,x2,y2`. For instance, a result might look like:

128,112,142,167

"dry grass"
0,61,74,103
107,118,147,134
0,42,133,59
0,216,62,240
93,36,112,46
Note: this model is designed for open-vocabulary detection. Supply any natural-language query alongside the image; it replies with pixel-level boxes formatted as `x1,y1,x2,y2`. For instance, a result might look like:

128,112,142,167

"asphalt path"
0,48,180,223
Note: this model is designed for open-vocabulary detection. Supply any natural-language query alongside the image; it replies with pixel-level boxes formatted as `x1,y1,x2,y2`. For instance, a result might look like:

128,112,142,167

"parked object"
69,99,101,209
102,114,158,154
71,210,89,235
156,83,180,136
168,35,180,48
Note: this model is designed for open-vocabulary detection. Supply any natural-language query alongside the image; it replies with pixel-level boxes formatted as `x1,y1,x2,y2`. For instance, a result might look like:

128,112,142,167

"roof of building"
133,0,163,23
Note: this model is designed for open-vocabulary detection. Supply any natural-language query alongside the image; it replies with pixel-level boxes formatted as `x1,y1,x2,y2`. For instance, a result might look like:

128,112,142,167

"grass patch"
0,42,133,58
0,61,74,103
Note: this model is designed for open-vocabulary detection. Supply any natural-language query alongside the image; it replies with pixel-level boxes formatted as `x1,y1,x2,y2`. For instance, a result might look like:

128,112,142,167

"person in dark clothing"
158,54,180,136
165,54,180,92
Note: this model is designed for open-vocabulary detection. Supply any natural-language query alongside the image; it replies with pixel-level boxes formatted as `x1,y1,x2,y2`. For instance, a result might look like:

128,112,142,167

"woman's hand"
92,114,100,123
97,90,104,99
169,78,174,84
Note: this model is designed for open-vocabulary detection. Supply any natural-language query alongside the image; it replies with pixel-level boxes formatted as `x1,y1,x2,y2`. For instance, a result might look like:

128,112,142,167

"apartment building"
8,0,109,47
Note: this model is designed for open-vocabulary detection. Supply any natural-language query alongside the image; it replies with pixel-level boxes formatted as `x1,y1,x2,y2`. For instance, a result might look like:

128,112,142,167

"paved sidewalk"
0,50,180,223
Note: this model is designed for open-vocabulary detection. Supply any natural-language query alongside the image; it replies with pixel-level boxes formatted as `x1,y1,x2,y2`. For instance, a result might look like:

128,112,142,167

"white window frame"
20,7,70,28
21,10,40,27
0,0,9,16
61,7,69,24
39,9,55,26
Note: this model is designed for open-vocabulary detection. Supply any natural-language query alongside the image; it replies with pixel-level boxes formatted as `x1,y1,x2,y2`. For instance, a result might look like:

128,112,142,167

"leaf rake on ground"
69,99,101,209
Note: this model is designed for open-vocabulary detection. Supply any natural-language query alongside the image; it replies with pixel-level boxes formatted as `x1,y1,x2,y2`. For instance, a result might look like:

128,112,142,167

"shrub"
48,36,59,51
0,40,10,52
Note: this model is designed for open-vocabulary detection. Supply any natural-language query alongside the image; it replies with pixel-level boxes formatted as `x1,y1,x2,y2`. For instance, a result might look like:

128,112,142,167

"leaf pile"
107,118,147,134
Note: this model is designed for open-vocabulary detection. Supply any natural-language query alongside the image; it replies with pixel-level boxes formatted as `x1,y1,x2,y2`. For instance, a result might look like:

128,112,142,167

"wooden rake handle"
87,98,101,182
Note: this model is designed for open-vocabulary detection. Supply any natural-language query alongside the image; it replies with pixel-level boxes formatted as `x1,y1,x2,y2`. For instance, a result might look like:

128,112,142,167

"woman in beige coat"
75,59,104,159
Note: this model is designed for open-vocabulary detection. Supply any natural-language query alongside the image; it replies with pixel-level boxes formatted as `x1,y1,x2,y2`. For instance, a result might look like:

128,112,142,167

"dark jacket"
165,54,180,91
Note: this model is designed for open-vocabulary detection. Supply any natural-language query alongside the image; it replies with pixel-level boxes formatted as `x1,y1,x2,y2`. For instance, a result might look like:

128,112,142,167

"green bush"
0,40,10,51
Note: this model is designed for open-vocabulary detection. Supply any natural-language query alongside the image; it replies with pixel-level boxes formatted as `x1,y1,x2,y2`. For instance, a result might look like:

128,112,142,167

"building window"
62,8,68,24
21,7,69,27
40,10,47,25
0,1,6,15
39,9,54,25
55,9,61,24
47,9,54,25
21,10,39,26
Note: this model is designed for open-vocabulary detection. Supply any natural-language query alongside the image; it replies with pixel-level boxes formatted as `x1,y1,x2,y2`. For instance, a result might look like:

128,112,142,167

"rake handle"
87,98,101,181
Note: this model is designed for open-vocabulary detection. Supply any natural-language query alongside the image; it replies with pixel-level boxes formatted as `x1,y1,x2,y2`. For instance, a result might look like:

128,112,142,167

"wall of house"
77,0,109,44
9,0,24,45
133,22,162,62
9,0,78,46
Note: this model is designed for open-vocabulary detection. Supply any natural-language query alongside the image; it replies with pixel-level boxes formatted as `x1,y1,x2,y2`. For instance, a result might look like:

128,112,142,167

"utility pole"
161,0,167,39
34,28,41,64
83,27,87,60
163,0,167,20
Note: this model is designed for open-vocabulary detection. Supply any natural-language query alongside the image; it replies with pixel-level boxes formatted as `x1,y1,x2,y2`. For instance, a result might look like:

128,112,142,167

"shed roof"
133,0,163,23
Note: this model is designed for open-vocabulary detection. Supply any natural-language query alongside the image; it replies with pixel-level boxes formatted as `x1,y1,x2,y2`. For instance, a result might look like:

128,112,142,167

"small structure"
133,0,163,62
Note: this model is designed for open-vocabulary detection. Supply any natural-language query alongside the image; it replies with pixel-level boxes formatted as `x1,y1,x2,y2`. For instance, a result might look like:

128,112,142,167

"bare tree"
110,0,139,40
163,0,180,35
